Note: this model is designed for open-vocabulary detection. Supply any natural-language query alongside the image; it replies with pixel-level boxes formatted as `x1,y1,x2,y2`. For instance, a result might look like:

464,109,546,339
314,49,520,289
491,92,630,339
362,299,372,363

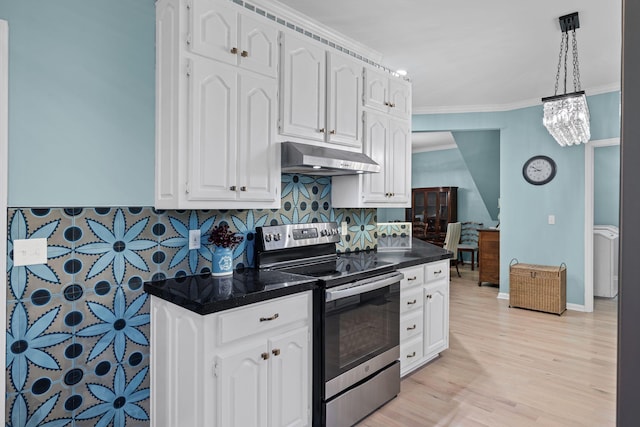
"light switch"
189,230,201,250
13,238,48,266
548,215,555,225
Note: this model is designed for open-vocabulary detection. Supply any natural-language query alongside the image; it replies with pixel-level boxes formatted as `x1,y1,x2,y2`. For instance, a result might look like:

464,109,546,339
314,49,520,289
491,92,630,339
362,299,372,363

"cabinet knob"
318,128,325,133
407,299,417,305
407,324,416,331
330,129,336,134
229,185,237,191
230,47,238,54
384,101,390,106
259,313,279,322
426,294,432,299
272,348,281,356
241,50,249,57
389,103,396,108
240,186,247,192
261,352,269,360
407,351,416,358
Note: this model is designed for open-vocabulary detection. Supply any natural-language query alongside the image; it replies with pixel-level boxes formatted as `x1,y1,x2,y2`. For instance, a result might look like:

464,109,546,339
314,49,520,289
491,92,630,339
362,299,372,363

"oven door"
323,271,402,399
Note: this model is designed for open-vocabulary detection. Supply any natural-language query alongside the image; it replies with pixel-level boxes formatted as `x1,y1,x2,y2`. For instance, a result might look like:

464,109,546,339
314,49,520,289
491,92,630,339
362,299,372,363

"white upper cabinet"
280,33,363,149
364,67,411,119
332,110,410,207
190,0,278,77
326,52,362,148
280,32,327,143
156,0,279,209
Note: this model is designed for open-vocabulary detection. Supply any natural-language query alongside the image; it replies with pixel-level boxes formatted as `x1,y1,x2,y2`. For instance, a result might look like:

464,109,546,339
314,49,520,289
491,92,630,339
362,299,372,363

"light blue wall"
594,145,620,226
414,91,621,305
1,0,156,206
452,130,500,220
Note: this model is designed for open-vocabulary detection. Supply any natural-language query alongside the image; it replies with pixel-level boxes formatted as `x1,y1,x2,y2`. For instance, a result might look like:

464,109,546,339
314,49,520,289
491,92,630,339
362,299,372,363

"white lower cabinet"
398,260,450,376
151,291,312,427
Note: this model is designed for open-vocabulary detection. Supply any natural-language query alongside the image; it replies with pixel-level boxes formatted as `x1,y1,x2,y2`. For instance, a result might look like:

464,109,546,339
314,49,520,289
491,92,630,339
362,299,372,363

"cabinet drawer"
426,261,448,283
400,266,424,289
218,292,309,345
400,287,423,314
400,338,423,365
400,312,423,342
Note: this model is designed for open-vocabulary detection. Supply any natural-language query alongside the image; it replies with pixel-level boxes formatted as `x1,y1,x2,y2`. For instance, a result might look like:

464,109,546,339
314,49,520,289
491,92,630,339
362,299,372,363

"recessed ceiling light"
396,69,408,76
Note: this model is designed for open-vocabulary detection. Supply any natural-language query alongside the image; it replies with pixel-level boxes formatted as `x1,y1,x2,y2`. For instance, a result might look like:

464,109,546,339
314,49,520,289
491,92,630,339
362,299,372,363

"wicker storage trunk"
509,262,566,315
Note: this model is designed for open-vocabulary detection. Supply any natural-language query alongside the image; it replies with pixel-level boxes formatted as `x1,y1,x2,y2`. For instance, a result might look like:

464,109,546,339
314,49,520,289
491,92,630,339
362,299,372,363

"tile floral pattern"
5,174,377,425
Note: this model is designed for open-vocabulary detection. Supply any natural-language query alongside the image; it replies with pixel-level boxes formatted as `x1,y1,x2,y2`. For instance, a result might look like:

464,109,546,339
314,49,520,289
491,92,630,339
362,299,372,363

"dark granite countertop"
374,238,453,269
144,269,318,315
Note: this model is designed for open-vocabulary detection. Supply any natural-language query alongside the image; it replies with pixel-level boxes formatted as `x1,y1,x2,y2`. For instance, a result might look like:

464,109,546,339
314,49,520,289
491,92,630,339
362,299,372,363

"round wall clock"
522,155,557,185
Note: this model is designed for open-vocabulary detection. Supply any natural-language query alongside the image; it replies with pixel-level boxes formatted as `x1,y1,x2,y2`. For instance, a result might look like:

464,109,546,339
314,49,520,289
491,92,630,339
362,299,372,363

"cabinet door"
269,326,310,427
217,343,269,427
188,58,237,201
362,111,389,203
190,0,238,66
388,119,410,203
363,67,389,113
424,282,449,358
238,13,278,78
237,73,278,202
280,33,326,141
327,53,362,148
388,78,411,119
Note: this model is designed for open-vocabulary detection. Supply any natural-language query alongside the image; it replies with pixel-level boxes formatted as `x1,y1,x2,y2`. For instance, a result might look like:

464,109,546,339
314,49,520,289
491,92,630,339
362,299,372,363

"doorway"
584,137,620,312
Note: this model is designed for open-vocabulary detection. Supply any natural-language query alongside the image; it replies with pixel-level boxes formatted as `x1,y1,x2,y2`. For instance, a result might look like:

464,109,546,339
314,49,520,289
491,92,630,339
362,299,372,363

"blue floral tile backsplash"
5,174,377,426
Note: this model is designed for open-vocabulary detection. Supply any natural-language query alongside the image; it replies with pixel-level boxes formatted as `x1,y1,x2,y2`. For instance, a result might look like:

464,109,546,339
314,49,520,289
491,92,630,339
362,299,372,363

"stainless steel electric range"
255,222,402,427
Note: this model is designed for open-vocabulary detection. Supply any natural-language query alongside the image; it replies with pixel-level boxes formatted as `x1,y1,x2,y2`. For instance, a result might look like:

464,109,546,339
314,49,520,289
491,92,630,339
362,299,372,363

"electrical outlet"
341,221,348,236
548,215,556,225
13,238,48,266
189,230,201,250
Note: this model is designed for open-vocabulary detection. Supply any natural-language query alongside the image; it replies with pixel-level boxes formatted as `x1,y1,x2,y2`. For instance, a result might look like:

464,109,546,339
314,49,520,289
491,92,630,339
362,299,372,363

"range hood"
281,142,380,176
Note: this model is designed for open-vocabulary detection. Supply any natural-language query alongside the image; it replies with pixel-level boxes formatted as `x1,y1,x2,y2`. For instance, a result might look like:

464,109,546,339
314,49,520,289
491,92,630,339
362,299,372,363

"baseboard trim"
497,293,509,300
566,303,586,312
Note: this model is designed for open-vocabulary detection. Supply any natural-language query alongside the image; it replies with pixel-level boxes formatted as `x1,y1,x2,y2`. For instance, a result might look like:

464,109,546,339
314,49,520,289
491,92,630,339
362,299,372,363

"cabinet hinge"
185,60,192,78
185,181,190,194
213,362,218,378
185,0,192,10
185,32,192,47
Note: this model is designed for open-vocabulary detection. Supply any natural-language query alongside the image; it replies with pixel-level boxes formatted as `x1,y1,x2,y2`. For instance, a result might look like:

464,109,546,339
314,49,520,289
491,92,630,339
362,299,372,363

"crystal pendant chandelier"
542,12,590,147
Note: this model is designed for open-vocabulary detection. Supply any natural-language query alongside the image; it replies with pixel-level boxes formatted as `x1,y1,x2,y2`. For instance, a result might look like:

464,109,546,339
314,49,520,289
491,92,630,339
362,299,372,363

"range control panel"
256,222,340,251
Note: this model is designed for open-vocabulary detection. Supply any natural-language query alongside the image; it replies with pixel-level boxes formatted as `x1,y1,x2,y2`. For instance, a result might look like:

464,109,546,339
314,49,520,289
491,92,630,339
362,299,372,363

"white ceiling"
275,0,622,114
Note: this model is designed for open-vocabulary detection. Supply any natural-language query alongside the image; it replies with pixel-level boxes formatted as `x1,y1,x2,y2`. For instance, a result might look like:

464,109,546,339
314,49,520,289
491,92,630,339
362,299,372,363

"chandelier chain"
572,29,582,91
553,32,565,96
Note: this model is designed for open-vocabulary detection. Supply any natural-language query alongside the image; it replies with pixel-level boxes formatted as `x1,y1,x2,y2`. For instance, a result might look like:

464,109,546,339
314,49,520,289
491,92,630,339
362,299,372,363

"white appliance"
593,225,619,298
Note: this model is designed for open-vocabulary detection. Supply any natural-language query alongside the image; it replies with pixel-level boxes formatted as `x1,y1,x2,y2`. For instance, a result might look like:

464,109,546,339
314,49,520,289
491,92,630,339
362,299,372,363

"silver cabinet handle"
326,272,404,302
407,299,417,305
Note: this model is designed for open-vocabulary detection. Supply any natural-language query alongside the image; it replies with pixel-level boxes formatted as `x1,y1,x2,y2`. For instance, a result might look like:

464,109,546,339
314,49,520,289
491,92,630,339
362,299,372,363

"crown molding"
246,0,383,63
412,82,621,115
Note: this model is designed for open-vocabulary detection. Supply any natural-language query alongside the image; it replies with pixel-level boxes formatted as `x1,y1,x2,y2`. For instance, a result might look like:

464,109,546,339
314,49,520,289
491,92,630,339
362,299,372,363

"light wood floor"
358,265,618,427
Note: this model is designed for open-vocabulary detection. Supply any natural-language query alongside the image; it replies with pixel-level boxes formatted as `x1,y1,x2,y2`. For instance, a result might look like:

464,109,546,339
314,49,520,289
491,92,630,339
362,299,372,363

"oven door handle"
325,272,403,302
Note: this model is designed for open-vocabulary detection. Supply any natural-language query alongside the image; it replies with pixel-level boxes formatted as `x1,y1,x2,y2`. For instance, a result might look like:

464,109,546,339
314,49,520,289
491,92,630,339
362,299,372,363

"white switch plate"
341,221,348,236
189,230,201,250
548,215,555,225
13,238,48,266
